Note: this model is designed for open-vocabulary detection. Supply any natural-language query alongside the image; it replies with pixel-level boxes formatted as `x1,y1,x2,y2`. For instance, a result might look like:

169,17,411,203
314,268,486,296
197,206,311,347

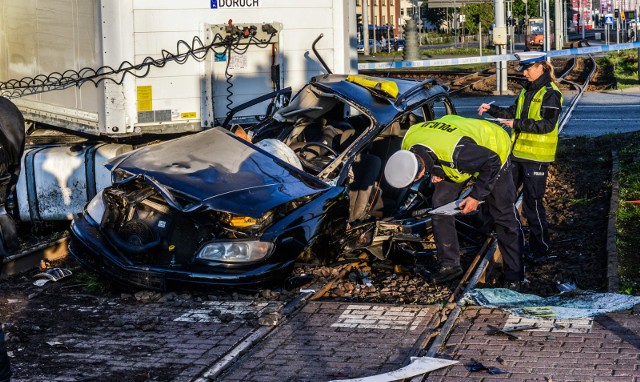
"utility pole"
479,21,483,56
544,0,551,51
555,0,564,49
581,0,585,40
494,0,508,94
363,0,370,55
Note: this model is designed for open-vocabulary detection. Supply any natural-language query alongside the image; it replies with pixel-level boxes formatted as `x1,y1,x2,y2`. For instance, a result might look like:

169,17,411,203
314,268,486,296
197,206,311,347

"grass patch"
598,51,640,89
615,134,640,295
420,47,481,57
73,268,112,293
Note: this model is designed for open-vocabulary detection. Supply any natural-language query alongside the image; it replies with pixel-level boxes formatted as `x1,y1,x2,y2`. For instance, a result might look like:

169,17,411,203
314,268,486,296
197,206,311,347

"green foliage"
615,133,640,294
420,47,481,57
606,51,639,88
461,3,496,34
74,268,111,293
422,2,447,29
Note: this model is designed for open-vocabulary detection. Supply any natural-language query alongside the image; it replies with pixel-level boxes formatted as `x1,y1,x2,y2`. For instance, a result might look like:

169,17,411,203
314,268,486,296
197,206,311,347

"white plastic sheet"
466,288,640,319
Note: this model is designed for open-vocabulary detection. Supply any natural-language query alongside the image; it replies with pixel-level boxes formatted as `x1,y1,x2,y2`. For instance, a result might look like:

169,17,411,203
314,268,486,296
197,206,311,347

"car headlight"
196,241,274,263
85,190,106,224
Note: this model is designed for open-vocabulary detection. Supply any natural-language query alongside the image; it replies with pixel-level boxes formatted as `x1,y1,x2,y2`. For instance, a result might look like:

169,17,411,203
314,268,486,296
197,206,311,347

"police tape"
358,42,640,71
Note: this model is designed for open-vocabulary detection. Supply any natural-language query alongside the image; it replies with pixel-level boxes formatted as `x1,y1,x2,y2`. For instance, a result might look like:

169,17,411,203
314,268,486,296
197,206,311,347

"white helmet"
384,150,420,188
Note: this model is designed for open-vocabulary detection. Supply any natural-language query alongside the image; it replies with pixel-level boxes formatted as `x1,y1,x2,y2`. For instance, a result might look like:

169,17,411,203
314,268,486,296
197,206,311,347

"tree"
462,3,495,34
421,1,448,31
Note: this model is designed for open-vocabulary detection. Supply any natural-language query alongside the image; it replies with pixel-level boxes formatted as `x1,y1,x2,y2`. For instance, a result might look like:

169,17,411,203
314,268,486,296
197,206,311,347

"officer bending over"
384,115,525,289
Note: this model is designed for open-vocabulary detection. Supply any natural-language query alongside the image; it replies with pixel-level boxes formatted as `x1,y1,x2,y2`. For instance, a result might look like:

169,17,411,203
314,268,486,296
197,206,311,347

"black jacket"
0,96,26,203
487,71,562,163
414,137,502,202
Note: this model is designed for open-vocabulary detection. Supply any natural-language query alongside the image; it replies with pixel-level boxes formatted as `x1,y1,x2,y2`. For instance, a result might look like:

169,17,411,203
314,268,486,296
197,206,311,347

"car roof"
306,74,447,127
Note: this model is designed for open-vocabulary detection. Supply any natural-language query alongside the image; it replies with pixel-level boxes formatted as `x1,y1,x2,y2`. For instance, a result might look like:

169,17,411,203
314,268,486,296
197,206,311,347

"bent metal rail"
0,235,69,279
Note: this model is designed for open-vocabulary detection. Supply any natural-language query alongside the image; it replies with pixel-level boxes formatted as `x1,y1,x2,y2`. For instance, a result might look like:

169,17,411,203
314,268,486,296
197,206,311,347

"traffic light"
357,14,363,25
614,9,619,18
473,14,480,24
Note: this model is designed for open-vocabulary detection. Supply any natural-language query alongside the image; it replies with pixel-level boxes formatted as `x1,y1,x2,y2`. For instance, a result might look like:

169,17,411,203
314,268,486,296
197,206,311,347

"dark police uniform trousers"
432,159,524,282
512,161,551,257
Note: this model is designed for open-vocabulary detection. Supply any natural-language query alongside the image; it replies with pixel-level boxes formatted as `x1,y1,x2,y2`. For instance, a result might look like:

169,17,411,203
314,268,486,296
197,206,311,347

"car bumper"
69,214,295,291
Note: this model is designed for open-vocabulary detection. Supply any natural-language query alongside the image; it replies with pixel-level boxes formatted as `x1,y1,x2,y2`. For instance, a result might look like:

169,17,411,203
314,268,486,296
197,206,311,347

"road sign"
605,14,614,24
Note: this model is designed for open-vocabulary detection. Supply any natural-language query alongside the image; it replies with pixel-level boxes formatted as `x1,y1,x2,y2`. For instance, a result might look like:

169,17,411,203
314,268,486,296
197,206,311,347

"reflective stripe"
514,83,563,162
402,115,512,183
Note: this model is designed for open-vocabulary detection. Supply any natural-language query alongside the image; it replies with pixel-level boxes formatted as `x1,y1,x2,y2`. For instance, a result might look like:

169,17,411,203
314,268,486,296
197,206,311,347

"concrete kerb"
606,150,621,292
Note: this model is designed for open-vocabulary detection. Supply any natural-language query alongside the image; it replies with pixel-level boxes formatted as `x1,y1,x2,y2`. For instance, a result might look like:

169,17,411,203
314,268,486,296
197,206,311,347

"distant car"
69,74,459,290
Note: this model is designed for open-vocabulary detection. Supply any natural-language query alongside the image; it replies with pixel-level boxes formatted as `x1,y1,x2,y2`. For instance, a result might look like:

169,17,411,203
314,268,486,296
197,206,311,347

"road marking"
331,304,429,330
504,314,593,333
174,301,272,323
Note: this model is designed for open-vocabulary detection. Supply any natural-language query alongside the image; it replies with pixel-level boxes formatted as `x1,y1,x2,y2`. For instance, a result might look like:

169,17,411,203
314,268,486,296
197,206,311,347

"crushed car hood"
107,128,329,217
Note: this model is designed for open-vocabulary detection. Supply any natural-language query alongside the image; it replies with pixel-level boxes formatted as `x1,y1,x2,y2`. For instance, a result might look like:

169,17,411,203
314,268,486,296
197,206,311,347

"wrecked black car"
69,74,460,290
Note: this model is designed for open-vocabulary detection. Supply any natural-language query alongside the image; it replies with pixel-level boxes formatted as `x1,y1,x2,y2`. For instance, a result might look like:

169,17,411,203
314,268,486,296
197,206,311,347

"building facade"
356,0,423,39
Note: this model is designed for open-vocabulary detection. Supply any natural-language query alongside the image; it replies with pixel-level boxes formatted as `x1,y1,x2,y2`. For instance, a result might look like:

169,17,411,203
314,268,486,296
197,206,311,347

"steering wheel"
294,142,338,173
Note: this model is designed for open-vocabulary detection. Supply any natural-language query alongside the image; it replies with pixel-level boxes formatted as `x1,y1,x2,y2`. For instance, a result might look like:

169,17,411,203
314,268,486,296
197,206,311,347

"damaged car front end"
70,73,458,290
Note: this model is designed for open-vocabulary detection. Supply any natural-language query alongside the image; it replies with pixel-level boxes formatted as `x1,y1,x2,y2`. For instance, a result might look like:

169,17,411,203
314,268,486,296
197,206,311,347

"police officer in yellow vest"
478,52,563,263
384,115,524,288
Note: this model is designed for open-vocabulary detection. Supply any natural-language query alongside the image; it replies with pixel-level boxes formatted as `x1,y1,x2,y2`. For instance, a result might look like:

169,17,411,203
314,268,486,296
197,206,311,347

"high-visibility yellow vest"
513,82,563,162
401,115,512,183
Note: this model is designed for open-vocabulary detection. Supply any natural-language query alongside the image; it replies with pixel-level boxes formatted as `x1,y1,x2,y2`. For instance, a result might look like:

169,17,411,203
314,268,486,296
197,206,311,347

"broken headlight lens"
196,241,274,263
85,190,106,224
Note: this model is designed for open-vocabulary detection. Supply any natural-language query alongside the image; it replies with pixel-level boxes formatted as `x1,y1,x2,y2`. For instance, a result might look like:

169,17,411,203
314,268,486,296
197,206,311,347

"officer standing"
0,96,26,382
478,52,563,263
384,115,524,288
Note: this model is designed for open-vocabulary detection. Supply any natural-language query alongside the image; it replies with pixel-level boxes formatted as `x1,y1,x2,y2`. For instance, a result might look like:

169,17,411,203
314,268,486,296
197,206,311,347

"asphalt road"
451,87,640,137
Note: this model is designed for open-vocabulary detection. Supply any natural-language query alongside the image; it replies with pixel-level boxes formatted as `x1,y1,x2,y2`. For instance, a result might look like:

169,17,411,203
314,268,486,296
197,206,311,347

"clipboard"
428,199,484,216
484,117,508,123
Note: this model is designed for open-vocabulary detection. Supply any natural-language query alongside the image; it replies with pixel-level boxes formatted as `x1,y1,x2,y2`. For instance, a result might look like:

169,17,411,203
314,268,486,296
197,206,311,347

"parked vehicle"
69,73,461,291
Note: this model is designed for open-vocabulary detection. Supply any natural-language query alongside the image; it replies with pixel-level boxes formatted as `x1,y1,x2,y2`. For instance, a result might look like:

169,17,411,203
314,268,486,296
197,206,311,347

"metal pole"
455,9,459,47
495,0,508,94
581,0,586,39
544,0,551,50
363,0,370,55
479,21,483,56
555,0,564,48
617,2,620,43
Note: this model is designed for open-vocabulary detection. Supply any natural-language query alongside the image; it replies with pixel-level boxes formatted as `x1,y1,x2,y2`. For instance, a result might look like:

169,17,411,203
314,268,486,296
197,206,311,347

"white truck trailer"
0,0,357,220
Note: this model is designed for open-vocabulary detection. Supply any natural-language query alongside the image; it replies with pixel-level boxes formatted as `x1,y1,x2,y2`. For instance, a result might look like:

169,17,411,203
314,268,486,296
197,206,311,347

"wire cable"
0,30,278,99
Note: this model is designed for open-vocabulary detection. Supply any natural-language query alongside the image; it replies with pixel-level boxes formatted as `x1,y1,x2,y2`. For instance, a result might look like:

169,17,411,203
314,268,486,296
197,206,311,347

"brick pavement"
6,290,640,381
425,306,640,381
4,293,279,382
218,302,437,382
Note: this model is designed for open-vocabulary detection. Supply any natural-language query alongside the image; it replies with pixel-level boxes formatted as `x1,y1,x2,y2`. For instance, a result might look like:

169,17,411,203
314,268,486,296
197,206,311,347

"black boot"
430,266,463,284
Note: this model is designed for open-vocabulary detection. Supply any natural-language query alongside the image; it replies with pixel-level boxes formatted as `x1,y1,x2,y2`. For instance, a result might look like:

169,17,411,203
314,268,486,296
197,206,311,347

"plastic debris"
284,274,314,290
466,289,640,319
465,360,487,372
33,268,72,286
557,281,578,293
487,367,507,375
328,356,458,381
